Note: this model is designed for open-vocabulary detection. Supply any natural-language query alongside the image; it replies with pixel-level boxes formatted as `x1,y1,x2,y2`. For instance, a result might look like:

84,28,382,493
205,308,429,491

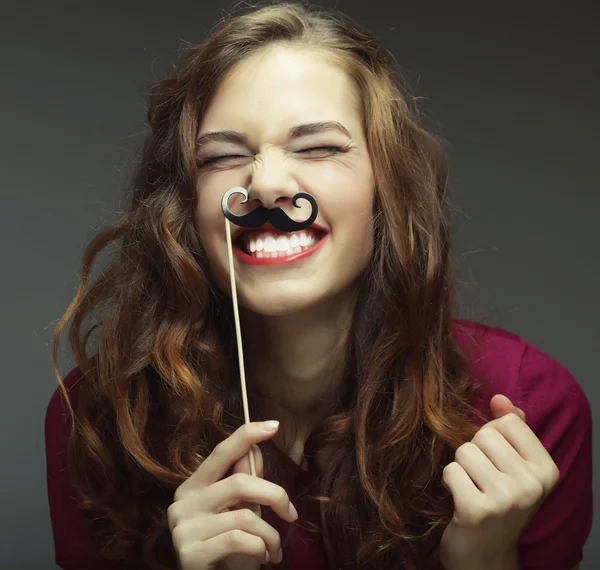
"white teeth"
247,232,318,253
248,241,321,259
276,235,289,251
244,230,324,258
264,236,277,252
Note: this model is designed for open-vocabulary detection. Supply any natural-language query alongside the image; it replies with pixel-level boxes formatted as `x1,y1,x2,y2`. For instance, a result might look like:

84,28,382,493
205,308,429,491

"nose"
245,150,298,209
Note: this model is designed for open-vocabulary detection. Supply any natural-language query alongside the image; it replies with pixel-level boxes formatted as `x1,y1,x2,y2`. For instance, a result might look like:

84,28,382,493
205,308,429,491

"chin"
237,282,331,317
241,293,320,317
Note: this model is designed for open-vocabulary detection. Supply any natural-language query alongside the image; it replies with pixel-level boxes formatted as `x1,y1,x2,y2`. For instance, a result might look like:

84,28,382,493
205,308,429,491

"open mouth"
235,227,326,259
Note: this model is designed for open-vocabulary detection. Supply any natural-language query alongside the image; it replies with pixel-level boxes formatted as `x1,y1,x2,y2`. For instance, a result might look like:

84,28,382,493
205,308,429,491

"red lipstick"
233,234,328,265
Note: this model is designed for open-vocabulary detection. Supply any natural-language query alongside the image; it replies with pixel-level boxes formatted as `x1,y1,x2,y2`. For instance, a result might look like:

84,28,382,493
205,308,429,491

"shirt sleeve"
516,343,593,570
45,368,115,570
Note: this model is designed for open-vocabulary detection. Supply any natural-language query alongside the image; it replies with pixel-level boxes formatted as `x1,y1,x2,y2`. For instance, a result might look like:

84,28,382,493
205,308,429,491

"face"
195,45,375,316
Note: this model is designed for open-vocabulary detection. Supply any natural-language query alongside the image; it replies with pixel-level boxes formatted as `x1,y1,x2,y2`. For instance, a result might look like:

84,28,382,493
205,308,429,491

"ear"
490,393,526,422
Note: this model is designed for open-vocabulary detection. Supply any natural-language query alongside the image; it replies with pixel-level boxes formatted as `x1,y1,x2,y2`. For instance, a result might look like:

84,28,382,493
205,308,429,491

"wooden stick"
225,217,257,477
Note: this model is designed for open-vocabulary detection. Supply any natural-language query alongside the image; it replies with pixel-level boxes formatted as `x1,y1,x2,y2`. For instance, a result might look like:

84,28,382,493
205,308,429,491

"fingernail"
262,420,279,431
288,501,298,521
277,547,283,563
265,550,270,563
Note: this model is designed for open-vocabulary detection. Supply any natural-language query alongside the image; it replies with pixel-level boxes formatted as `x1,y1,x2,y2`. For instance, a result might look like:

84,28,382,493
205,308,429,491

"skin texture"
440,395,561,570
195,45,375,435
168,421,293,569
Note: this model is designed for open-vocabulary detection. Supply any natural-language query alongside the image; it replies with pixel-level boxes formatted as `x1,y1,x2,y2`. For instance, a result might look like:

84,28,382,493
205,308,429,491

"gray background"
1,0,597,568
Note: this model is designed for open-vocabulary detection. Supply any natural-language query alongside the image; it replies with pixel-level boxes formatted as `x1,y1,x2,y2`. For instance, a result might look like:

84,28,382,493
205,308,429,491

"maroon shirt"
45,320,593,569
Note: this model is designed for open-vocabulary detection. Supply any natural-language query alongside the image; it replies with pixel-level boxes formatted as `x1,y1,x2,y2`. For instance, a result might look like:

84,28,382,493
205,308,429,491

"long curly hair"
51,2,487,569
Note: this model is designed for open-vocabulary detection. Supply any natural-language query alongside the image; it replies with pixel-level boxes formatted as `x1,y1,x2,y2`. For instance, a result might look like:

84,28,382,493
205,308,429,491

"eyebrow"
196,121,352,149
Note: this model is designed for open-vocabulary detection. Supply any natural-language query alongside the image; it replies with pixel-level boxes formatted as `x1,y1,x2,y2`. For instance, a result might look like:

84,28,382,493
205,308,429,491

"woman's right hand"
167,420,298,570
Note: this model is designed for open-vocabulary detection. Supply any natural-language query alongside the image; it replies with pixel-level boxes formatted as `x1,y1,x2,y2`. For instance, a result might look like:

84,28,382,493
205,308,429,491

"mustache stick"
221,186,319,477
222,188,256,476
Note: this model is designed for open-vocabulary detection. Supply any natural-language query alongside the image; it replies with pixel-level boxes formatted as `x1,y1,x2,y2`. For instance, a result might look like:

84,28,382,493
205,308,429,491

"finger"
490,394,526,422
231,446,264,516
178,529,270,568
196,473,298,523
484,413,547,464
173,509,281,564
185,421,279,492
442,461,484,517
453,441,502,495
472,424,529,477
233,444,264,478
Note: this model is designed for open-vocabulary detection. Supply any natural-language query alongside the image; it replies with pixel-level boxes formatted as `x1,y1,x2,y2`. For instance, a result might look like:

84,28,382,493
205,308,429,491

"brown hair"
51,1,486,569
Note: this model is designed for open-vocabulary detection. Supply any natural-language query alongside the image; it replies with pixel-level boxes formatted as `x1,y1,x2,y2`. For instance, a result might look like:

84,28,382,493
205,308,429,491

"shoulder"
46,366,86,413
45,365,88,492
45,366,88,457
45,366,114,569
451,319,591,427
45,366,86,448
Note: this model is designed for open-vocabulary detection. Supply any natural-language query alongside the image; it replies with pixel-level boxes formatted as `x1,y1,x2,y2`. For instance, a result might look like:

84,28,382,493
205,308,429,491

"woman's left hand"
439,394,560,570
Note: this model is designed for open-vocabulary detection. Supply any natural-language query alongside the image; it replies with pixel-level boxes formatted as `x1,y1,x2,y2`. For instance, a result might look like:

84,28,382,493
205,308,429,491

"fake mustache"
221,187,318,232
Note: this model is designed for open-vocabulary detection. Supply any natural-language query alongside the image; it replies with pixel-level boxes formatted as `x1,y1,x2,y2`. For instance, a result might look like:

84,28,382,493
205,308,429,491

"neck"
244,289,357,436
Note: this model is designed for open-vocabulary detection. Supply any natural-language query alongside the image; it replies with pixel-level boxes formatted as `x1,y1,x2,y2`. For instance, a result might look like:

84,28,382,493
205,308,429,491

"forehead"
199,45,361,136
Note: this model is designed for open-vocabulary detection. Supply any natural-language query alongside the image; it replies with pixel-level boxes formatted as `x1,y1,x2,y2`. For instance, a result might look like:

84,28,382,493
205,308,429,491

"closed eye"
196,154,249,167
297,146,345,154
196,146,346,167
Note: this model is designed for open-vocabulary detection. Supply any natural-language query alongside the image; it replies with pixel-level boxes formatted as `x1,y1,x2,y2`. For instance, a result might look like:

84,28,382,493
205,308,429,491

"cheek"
194,209,224,273
194,203,230,288
335,179,375,237
346,183,375,261
195,172,246,234
349,208,374,258
195,178,226,240
194,199,212,247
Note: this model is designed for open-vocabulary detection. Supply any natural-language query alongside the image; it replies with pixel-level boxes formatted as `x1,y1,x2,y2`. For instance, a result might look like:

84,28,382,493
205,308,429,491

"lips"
232,224,328,265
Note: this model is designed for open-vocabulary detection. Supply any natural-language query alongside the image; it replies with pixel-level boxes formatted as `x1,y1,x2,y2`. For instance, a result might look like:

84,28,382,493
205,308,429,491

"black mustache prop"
221,187,318,232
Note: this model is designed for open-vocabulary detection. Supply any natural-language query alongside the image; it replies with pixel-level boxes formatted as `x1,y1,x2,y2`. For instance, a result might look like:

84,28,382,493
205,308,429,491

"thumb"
490,394,526,422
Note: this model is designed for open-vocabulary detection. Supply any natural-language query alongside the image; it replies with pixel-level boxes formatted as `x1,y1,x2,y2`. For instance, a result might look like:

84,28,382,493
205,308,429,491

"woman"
45,2,592,570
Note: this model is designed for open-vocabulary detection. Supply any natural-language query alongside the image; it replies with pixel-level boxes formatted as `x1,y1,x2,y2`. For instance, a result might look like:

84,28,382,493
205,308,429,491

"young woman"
45,2,592,570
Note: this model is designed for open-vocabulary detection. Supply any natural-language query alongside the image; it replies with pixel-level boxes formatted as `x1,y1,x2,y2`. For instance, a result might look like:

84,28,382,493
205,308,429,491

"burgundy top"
45,320,593,569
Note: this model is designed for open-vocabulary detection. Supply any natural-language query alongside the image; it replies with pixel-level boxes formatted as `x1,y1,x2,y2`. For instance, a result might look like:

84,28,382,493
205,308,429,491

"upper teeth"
246,231,318,253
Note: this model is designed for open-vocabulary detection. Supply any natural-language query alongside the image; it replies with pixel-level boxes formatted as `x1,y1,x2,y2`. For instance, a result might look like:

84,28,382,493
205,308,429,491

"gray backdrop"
1,0,597,568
